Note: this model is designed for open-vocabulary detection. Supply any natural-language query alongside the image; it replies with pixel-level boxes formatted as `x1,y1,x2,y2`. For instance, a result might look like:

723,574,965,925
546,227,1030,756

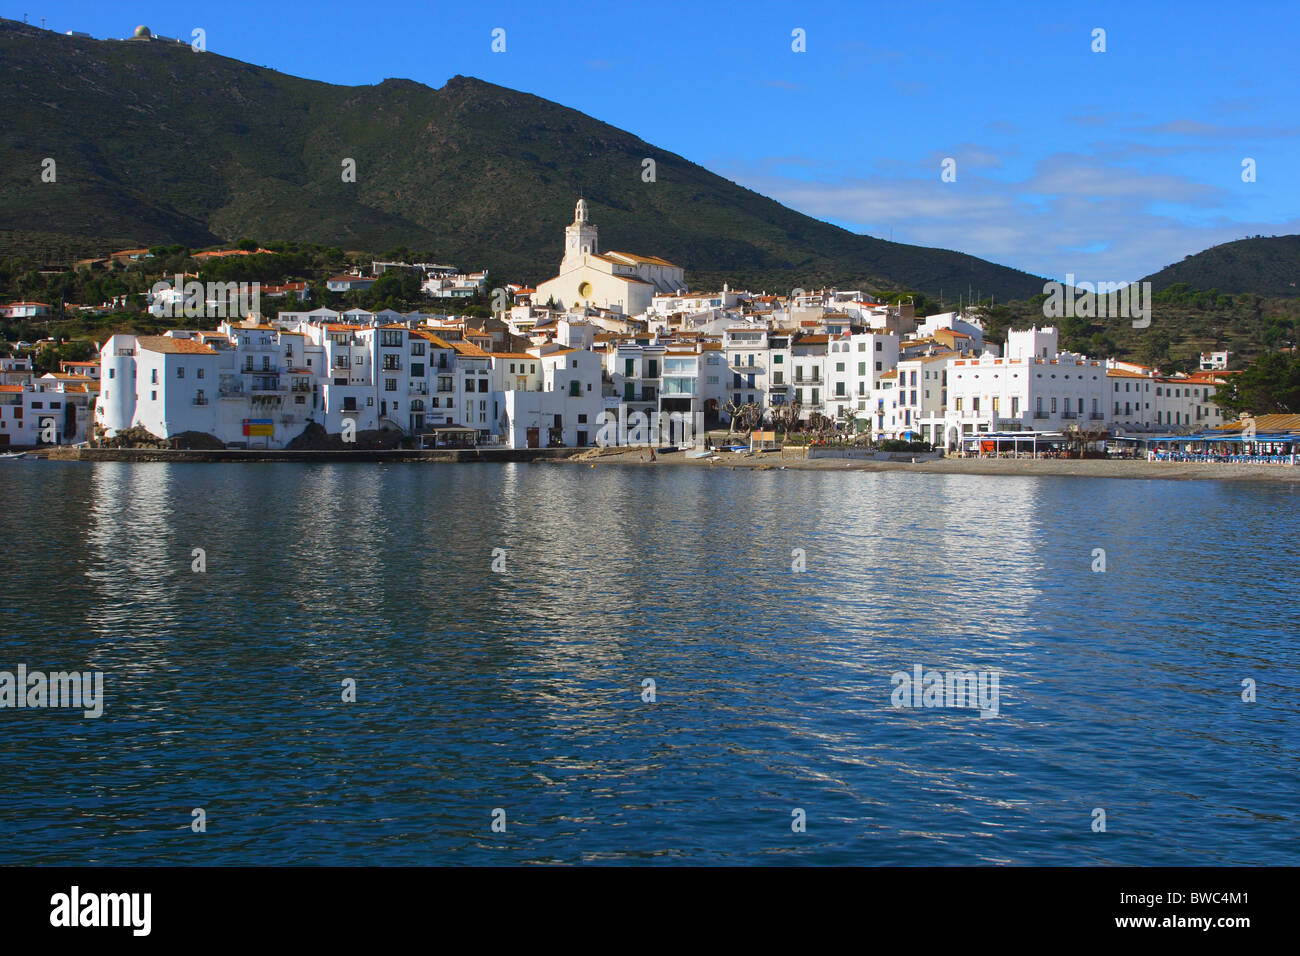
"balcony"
1062,411,1078,420
410,383,428,395
192,396,209,406
291,384,312,393
1033,411,1049,420
1090,412,1105,420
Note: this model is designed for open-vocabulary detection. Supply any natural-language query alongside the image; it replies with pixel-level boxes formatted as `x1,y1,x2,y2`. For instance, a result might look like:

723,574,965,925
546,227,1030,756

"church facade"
533,199,686,315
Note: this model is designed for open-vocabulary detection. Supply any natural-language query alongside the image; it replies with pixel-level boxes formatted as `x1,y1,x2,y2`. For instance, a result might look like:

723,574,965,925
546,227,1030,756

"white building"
534,199,686,315
943,339,1109,449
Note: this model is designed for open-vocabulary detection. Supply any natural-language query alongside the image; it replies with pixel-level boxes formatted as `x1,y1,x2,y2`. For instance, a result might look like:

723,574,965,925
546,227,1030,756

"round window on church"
578,281,593,299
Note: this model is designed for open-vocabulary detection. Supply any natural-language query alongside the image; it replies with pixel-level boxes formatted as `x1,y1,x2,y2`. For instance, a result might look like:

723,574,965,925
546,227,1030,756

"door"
526,427,539,448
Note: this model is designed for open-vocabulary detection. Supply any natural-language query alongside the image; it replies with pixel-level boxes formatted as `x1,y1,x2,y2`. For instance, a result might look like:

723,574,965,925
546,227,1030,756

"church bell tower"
562,197,598,272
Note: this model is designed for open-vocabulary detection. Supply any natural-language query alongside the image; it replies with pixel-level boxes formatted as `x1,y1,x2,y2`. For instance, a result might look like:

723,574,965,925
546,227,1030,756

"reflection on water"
0,461,1297,864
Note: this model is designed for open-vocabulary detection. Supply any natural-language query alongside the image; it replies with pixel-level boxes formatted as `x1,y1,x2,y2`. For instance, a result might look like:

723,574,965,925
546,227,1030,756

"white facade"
534,199,686,315
943,350,1109,448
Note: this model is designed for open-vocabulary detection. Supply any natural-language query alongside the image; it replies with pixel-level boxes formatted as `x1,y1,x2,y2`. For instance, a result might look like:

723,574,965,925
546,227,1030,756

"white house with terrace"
940,327,1108,450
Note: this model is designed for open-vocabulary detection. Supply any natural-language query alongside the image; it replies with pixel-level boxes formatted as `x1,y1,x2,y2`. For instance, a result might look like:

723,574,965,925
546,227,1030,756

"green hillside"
0,18,1046,299
1142,236,1300,298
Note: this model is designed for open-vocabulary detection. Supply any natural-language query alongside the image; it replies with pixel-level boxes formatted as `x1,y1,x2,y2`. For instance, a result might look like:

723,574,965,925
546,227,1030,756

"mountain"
0,18,1047,298
1142,236,1300,298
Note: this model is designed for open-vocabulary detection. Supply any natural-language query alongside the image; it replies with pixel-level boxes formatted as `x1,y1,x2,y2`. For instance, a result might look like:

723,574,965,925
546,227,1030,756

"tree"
770,400,802,437
1137,329,1171,370
1212,351,1300,415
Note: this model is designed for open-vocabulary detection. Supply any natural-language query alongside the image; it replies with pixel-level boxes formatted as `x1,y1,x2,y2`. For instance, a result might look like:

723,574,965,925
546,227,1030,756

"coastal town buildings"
5,200,1239,453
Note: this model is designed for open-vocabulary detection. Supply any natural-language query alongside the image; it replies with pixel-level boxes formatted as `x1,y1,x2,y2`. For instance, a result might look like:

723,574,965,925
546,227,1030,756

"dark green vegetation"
1212,352,1300,415
0,18,1044,298
972,283,1300,373
1142,236,1300,299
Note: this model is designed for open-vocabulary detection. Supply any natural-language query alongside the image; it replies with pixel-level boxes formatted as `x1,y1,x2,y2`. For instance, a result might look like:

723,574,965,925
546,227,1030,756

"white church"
533,199,686,315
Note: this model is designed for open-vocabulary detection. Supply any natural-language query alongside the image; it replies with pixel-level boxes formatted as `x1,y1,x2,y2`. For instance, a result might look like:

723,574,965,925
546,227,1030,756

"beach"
564,447,1300,483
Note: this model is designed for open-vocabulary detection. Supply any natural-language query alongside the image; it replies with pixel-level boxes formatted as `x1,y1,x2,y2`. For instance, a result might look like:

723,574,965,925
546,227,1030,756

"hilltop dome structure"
133,25,151,38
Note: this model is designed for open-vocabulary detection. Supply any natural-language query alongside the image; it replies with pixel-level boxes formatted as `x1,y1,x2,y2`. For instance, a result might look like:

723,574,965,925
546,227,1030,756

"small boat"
0,451,27,459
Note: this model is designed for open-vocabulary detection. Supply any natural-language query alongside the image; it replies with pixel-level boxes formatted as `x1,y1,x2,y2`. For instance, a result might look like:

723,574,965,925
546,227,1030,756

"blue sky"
20,0,1300,283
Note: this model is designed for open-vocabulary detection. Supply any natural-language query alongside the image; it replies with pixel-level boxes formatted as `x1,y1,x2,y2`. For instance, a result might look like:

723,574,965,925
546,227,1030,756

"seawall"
34,446,583,464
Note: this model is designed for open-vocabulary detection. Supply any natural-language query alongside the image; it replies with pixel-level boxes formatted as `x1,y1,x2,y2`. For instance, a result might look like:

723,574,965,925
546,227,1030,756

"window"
108,368,115,379
197,368,204,379
177,366,185,378
151,369,158,383
385,379,397,391
875,342,882,352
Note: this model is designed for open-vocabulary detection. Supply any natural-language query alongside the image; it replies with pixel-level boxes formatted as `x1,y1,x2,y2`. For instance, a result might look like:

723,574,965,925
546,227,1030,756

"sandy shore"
562,447,1300,483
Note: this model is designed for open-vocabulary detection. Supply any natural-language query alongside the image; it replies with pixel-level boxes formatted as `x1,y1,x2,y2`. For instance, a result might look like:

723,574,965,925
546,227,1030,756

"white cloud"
716,154,1300,285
